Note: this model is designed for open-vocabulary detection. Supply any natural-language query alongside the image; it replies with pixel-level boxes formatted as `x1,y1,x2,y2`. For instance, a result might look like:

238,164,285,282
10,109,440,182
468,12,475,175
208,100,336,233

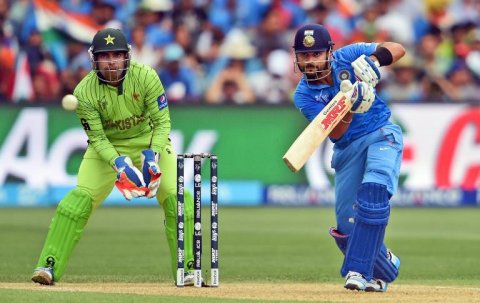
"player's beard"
101,66,123,82
302,62,330,81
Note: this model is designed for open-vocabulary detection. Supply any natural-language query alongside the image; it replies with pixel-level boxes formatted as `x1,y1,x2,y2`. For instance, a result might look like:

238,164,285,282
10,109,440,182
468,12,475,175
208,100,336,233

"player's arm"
142,68,170,198
352,42,406,87
330,112,353,140
74,90,119,166
144,69,171,153
370,42,406,67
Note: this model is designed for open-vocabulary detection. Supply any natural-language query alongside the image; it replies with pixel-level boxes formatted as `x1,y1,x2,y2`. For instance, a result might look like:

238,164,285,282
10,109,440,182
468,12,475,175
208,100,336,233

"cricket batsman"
31,28,196,286
292,24,405,292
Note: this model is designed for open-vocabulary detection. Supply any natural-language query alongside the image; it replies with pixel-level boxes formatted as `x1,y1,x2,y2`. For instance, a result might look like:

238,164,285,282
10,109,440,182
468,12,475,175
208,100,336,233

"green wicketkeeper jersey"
74,61,170,166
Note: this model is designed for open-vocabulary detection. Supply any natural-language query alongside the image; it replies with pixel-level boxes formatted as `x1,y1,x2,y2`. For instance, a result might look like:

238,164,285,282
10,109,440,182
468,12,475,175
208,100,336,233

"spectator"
135,0,174,48
205,58,255,104
381,53,422,103
1,0,480,104
130,25,161,68
249,49,294,104
441,61,480,103
466,29,480,78
158,43,200,103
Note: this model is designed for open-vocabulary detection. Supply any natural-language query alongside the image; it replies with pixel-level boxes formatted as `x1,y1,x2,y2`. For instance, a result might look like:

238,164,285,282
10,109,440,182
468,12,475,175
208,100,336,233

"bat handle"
340,80,353,93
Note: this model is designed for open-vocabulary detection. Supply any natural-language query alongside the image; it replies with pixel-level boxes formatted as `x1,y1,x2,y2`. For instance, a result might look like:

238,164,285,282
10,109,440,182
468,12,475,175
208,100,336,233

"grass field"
1,207,480,302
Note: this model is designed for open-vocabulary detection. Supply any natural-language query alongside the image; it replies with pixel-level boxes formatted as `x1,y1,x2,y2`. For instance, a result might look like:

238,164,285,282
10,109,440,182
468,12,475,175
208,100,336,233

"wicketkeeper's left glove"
113,156,149,200
141,149,162,198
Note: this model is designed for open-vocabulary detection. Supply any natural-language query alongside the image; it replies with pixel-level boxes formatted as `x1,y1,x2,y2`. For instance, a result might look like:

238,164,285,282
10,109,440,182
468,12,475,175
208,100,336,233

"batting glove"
351,54,381,87
113,156,148,200
141,149,162,198
349,81,375,114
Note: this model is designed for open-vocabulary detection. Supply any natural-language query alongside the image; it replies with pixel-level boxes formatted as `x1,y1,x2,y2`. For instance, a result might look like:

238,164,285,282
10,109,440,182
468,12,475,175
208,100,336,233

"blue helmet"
293,24,334,53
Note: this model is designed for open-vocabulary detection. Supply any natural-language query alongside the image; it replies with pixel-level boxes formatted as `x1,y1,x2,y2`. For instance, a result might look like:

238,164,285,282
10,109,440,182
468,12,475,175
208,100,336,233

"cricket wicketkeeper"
32,28,196,286
292,24,405,292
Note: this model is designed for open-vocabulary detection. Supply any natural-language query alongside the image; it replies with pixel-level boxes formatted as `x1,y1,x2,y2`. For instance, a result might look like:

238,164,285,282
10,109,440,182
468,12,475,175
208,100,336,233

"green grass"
1,207,480,302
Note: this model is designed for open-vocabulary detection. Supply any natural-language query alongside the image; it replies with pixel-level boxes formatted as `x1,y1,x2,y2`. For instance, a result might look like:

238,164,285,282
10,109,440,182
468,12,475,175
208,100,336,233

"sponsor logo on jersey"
157,93,168,110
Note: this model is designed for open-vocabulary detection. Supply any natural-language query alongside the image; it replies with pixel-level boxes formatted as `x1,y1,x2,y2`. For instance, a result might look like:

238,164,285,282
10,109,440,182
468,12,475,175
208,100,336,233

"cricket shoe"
365,249,400,292
31,267,54,286
365,278,387,292
388,249,401,270
183,271,204,287
344,271,367,291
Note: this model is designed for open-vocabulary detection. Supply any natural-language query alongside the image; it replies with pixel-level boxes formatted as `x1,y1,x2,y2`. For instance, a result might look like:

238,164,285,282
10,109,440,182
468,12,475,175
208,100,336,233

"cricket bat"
283,80,355,172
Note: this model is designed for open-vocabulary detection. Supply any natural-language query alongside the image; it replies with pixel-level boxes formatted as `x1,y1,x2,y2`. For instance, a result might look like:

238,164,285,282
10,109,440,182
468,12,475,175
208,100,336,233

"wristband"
371,47,393,66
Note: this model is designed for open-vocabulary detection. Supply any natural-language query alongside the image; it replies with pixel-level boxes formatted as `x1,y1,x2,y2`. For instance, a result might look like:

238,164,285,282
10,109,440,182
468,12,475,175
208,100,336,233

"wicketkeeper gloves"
113,156,149,200
141,149,162,198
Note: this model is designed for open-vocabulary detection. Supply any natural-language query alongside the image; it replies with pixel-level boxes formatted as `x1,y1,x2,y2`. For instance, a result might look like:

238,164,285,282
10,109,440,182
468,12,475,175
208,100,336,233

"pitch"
1,207,480,302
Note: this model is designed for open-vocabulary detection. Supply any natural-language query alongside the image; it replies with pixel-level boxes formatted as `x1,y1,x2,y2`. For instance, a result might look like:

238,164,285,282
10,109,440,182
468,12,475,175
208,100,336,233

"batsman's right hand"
113,156,149,200
348,81,375,114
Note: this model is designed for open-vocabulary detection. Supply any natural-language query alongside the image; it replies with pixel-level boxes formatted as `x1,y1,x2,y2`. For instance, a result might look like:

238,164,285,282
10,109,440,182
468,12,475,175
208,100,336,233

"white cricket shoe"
365,278,387,292
183,271,204,287
365,249,400,292
31,267,54,285
344,271,367,291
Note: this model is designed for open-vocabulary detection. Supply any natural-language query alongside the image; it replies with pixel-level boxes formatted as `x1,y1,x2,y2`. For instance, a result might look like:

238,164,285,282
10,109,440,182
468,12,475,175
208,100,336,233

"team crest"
104,34,115,45
98,96,107,110
338,70,351,81
132,92,140,101
303,35,315,48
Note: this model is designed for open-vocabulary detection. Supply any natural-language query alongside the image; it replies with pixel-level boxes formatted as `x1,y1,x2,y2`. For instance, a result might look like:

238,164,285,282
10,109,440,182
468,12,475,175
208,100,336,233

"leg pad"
330,228,399,282
341,183,390,280
36,189,93,281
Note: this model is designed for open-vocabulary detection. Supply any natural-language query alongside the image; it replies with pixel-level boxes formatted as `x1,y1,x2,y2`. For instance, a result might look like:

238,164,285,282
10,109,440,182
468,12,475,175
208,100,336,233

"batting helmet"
293,24,334,53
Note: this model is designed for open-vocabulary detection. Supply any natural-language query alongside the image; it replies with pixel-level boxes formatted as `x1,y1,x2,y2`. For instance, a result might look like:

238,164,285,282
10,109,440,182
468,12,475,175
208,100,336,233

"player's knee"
356,182,390,225
57,189,93,220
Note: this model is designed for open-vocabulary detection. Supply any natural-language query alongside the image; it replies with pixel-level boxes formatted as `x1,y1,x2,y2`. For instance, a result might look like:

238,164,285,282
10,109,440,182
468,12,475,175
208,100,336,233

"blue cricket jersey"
293,43,392,148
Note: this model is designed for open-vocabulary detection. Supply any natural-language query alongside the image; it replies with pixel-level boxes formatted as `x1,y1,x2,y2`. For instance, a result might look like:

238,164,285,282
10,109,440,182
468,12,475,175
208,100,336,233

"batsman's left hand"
351,54,381,87
141,149,162,198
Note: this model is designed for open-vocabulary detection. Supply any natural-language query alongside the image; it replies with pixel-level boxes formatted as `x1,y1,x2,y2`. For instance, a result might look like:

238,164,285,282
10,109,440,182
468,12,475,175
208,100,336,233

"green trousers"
35,136,193,281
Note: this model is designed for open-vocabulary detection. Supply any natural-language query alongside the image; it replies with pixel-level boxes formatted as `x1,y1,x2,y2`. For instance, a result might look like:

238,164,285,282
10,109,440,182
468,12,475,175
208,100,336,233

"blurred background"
0,0,479,208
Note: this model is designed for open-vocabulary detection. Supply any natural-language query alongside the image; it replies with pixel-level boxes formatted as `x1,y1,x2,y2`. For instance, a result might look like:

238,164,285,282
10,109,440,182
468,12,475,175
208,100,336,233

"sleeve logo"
157,93,168,110
80,118,91,131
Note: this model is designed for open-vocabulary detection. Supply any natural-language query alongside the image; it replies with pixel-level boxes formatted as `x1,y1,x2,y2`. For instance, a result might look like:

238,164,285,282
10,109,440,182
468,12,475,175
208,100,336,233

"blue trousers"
332,123,403,235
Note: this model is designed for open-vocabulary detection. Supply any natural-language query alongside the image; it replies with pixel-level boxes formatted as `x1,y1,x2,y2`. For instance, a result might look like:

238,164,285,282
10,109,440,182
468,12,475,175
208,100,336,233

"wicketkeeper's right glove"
141,149,162,198
113,156,149,200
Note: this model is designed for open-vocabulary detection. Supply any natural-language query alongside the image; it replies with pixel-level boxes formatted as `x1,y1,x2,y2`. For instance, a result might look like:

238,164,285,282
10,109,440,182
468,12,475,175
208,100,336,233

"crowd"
0,0,479,105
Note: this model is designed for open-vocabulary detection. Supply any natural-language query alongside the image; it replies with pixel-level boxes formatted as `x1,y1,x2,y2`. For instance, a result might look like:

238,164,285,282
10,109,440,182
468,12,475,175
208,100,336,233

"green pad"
162,191,194,280
36,189,93,281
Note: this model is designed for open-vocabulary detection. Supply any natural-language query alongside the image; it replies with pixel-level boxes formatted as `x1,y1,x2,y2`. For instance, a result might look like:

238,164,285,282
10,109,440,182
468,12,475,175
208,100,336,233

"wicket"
176,153,219,288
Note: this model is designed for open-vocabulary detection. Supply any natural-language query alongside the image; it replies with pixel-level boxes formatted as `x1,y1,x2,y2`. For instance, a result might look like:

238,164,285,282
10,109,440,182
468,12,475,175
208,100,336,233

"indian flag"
33,0,102,43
